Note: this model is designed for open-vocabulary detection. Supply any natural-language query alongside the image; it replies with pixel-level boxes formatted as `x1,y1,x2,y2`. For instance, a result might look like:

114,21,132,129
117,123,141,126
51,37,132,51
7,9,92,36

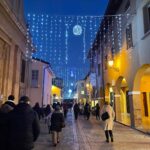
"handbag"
101,112,109,121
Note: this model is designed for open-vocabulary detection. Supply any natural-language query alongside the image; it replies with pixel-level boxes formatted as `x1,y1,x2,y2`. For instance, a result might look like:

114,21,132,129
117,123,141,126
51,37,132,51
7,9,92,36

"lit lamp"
108,60,114,67
108,59,119,72
86,83,90,88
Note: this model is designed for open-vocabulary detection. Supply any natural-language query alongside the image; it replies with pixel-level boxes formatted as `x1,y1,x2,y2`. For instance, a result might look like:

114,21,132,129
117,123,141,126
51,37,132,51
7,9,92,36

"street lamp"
108,59,119,72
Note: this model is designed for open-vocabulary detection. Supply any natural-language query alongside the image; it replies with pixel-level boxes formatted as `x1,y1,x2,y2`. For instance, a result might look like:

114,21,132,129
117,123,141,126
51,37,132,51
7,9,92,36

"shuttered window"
143,3,150,33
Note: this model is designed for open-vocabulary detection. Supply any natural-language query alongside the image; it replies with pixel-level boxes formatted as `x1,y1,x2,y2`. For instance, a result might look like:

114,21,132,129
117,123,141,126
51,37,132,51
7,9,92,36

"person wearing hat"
7,96,40,150
5,95,16,108
50,104,65,147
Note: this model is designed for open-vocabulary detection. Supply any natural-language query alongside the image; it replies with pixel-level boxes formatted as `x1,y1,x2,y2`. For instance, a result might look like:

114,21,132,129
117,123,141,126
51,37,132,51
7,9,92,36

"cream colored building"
30,58,54,107
89,0,150,133
0,0,33,104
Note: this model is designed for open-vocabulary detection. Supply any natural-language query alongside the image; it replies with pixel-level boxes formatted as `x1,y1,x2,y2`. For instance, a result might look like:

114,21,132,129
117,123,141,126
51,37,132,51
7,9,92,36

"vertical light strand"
83,27,86,63
65,17,69,64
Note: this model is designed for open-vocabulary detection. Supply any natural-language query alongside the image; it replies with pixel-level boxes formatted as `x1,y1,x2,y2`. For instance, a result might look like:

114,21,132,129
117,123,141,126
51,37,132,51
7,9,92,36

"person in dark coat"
7,96,40,150
95,103,100,120
0,104,13,150
33,102,42,120
62,102,68,118
84,102,91,120
4,95,16,109
50,105,65,147
73,101,80,120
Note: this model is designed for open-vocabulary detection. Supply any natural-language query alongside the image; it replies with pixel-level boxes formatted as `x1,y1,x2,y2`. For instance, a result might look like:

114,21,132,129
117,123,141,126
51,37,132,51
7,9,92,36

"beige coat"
101,105,115,130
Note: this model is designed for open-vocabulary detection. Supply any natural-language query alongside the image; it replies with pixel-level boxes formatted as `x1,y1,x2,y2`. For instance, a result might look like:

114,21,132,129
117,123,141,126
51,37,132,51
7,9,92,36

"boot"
109,130,114,142
105,130,109,142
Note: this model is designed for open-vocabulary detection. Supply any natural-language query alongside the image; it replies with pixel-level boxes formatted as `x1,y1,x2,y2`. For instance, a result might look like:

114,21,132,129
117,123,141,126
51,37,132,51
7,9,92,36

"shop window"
31,70,39,88
143,3,150,34
126,91,130,113
126,24,133,49
143,92,148,117
21,59,26,83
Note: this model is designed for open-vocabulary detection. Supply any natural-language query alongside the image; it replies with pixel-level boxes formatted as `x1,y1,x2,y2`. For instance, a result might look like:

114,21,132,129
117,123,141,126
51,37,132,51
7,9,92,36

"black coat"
7,103,40,150
51,111,64,132
73,104,80,113
0,111,9,150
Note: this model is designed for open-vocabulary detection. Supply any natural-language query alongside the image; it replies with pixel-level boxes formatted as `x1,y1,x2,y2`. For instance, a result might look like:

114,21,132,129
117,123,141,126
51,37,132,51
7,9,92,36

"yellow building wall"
51,85,61,100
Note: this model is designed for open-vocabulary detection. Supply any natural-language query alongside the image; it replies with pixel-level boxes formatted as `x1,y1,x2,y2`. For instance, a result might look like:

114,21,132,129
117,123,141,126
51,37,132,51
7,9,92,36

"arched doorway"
133,64,150,131
115,76,131,126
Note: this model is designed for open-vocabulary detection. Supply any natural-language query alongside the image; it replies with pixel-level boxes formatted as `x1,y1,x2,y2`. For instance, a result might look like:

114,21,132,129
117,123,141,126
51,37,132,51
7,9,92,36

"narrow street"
34,112,150,150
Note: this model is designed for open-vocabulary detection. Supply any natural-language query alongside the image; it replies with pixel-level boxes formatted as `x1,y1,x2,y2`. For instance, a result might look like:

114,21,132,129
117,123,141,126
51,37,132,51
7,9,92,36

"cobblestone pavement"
34,112,150,150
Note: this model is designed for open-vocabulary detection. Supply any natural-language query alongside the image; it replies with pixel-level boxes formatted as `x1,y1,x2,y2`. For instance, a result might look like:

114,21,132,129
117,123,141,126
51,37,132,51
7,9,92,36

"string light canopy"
26,13,133,98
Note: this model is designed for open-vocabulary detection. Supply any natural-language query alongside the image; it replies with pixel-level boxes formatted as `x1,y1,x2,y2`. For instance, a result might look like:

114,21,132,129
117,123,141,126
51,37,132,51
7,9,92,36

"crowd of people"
0,95,115,149
0,95,40,150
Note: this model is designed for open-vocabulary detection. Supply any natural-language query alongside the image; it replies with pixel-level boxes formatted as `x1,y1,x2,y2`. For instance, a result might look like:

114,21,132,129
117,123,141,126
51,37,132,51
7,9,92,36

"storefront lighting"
108,60,114,67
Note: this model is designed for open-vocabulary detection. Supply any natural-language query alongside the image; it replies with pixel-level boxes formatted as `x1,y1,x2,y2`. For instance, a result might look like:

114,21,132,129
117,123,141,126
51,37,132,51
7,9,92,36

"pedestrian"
73,101,80,120
95,103,100,120
101,101,115,143
50,105,65,147
33,102,42,120
4,95,16,109
44,104,51,123
62,102,68,118
7,96,40,150
0,103,13,150
84,102,91,120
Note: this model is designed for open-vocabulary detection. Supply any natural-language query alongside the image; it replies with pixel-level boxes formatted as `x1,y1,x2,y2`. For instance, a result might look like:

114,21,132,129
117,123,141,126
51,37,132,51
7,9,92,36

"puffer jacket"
50,111,64,132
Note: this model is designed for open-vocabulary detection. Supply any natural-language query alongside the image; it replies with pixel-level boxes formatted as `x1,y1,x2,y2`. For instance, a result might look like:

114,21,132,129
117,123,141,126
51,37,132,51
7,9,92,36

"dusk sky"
24,0,109,97
24,0,108,16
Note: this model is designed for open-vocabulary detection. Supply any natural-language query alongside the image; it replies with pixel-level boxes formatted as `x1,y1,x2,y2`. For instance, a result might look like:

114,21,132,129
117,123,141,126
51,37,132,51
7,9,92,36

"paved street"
34,112,150,150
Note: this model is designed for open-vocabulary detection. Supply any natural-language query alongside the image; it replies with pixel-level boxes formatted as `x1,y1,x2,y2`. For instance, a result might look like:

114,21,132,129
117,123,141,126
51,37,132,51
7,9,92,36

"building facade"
0,0,32,104
89,0,150,133
30,58,54,107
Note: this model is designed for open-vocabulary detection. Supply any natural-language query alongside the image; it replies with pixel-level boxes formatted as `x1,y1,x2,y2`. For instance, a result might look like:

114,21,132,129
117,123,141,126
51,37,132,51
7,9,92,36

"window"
143,3,150,33
21,59,26,83
31,70,39,87
126,24,133,49
126,91,130,113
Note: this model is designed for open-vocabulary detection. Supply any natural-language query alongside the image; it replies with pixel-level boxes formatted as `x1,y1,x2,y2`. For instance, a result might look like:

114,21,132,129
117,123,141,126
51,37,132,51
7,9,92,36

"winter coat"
101,104,115,131
50,111,64,132
73,103,80,113
4,100,16,109
0,103,14,149
0,110,9,149
7,103,40,150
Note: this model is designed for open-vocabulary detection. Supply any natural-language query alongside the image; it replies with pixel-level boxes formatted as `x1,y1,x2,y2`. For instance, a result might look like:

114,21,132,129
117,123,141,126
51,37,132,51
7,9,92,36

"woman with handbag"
101,101,115,143
50,105,65,146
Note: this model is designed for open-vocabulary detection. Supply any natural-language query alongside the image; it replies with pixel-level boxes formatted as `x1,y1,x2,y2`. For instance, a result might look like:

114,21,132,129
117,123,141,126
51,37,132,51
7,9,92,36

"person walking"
33,102,42,120
73,101,80,120
84,102,91,120
4,95,16,109
101,101,115,143
50,105,65,147
95,103,100,120
0,103,13,150
7,96,40,150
